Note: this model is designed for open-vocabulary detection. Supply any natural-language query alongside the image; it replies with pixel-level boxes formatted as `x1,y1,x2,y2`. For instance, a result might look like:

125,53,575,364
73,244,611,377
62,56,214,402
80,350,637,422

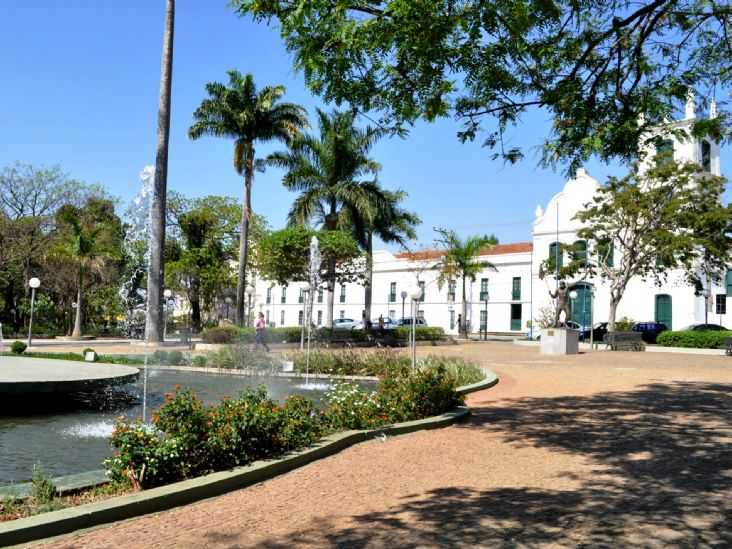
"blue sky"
0,0,660,250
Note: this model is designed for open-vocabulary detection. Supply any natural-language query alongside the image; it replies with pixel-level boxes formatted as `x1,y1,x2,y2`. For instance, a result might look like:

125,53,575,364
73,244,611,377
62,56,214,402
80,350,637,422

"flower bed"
105,364,465,490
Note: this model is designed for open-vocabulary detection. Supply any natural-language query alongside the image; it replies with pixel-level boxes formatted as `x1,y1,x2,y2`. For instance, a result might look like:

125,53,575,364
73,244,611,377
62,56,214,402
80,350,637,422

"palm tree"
147,0,175,342
266,108,386,326
50,210,119,338
354,188,420,321
189,70,308,326
434,229,498,339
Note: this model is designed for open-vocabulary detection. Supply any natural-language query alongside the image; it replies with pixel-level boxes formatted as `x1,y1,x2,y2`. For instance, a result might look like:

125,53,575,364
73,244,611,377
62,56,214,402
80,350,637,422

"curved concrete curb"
0,369,498,547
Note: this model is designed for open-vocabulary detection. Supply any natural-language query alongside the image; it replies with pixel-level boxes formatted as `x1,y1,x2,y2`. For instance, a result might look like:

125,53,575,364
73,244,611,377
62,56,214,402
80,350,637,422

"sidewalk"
36,342,732,548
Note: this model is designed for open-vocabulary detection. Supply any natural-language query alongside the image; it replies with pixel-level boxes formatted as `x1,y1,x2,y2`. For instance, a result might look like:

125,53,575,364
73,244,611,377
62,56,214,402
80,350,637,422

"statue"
549,281,572,327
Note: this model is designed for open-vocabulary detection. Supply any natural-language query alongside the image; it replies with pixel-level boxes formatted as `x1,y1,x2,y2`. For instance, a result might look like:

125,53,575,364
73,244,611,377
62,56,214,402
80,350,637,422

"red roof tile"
393,242,532,260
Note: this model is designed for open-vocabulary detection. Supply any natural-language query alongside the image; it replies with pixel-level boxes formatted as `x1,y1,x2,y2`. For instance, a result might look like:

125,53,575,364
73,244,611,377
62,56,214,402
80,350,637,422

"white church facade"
251,104,728,335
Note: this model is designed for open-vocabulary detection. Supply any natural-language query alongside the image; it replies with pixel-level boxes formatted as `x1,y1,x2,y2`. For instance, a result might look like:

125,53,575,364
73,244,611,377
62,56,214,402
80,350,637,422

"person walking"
254,311,270,352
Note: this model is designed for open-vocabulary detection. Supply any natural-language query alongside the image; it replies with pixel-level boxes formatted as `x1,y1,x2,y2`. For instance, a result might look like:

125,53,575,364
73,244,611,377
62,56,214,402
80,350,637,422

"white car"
322,318,361,330
372,317,398,329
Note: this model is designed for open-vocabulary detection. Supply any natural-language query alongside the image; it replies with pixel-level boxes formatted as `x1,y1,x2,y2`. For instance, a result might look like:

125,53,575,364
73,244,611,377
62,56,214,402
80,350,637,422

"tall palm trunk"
235,156,254,327
146,0,175,342
460,276,469,339
72,266,84,338
363,232,373,321
324,200,337,326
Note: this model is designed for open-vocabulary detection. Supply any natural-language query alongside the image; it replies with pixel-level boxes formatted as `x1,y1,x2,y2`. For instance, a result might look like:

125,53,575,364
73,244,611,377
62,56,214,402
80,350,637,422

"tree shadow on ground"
240,381,732,548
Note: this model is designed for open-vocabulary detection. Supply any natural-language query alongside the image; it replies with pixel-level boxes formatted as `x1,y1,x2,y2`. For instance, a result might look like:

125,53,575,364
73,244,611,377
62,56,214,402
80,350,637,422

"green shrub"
30,462,55,505
614,316,636,331
10,341,27,354
82,347,96,355
152,349,169,365
192,355,207,368
657,330,732,348
167,350,184,365
206,346,279,371
200,326,242,344
104,386,323,489
394,326,445,341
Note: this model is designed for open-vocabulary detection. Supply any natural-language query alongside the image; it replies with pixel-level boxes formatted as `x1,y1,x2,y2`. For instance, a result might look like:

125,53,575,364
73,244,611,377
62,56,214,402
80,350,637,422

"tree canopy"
232,0,731,173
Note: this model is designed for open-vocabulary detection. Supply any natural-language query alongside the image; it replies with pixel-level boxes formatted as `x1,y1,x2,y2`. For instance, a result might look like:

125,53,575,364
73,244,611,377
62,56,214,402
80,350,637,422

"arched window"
656,139,674,167
597,241,613,267
548,241,563,271
701,140,711,172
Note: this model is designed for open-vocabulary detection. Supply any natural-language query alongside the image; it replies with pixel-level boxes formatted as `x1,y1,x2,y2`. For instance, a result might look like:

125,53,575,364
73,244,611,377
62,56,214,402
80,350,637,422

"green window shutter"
701,140,712,172
548,242,563,271
574,240,587,263
598,242,613,267
512,277,521,300
726,269,732,297
656,139,674,167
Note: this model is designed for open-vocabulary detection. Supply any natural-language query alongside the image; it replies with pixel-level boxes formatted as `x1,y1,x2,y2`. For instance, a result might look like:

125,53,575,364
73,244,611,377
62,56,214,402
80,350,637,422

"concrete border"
0,369,498,547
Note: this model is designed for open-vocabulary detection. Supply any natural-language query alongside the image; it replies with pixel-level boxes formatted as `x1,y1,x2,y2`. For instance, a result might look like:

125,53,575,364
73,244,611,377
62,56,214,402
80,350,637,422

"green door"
570,283,593,329
510,304,522,331
655,294,672,330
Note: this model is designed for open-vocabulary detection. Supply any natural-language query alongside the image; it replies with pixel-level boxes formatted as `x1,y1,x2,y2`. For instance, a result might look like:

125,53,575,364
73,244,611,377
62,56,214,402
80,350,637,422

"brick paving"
37,343,732,548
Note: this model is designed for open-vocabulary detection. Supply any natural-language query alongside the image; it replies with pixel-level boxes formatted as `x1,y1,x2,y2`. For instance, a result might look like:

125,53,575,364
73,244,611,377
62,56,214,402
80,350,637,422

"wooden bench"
603,331,643,351
316,329,354,348
724,336,732,356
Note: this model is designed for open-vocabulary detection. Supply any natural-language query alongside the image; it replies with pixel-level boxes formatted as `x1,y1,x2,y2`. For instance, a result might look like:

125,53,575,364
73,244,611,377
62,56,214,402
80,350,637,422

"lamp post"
245,286,254,327
408,285,423,371
300,281,310,350
400,290,408,321
27,277,40,348
569,290,578,329
225,296,232,322
163,289,172,341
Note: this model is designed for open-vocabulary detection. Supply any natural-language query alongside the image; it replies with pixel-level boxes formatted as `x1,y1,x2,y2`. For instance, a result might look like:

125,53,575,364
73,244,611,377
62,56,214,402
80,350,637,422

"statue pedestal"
540,328,579,355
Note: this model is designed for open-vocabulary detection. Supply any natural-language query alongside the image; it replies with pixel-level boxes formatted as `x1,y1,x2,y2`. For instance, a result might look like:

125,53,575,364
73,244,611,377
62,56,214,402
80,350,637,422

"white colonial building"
251,103,728,335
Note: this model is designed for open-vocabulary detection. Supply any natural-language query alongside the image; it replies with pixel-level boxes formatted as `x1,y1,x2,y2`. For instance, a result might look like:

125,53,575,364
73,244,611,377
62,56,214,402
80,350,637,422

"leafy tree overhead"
189,70,309,327
232,0,731,173
433,229,499,339
574,158,731,330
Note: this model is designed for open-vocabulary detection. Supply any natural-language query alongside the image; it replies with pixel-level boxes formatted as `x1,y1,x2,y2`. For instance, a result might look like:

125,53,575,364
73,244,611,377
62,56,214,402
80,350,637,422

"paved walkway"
38,343,732,548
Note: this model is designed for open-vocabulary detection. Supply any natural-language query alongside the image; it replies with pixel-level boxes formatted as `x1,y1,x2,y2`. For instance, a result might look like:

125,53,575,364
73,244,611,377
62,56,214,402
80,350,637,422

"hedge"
656,330,732,349
201,325,446,345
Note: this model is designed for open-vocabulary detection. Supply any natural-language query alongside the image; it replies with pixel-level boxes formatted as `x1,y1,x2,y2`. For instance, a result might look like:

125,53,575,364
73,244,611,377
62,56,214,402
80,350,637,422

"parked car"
631,322,669,343
396,317,428,327
581,321,608,342
526,321,587,340
320,318,361,330
678,323,730,331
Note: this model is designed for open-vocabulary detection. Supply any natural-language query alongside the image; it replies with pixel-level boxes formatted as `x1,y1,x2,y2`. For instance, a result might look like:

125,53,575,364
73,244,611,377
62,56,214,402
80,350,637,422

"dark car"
579,321,608,342
631,322,669,343
679,323,730,331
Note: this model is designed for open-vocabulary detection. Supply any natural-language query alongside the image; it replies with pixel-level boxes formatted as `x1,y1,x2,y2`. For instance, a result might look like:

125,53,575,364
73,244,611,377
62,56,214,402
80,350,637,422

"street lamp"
27,277,40,348
225,296,233,322
299,281,311,350
163,289,172,341
245,286,254,326
569,290,578,329
400,290,408,321
408,285,423,371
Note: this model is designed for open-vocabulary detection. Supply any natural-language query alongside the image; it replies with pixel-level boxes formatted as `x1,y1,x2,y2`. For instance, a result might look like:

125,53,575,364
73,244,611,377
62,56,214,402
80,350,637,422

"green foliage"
104,386,323,489
10,341,27,354
393,326,445,341
657,330,732,349
192,355,207,368
30,462,56,505
201,325,302,344
286,349,482,386
15,351,145,365
256,226,365,287
205,346,278,370
152,350,169,365
167,350,184,365
613,317,636,332
232,0,731,173
575,160,730,329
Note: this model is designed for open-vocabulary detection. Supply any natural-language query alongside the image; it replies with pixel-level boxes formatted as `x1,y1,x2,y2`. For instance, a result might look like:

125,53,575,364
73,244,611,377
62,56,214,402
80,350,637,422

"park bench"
316,329,354,349
603,331,643,351
724,336,732,356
